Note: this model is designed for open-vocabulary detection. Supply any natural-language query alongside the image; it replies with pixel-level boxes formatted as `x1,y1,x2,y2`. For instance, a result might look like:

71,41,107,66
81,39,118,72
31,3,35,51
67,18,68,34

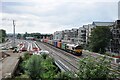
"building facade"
78,24,94,46
53,31,63,40
78,27,86,45
62,30,71,40
52,20,120,55
70,28,78,44
110,20,120,55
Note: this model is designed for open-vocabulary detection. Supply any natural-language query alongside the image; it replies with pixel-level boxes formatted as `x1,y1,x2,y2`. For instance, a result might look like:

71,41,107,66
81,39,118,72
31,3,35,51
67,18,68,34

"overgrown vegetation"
55,72,75,79
15,52,119,80
16,52,60,79
78,56,118,80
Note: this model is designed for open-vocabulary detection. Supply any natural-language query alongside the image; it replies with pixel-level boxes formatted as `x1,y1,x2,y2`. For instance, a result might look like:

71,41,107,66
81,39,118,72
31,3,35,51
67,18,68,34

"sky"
0,0,120,34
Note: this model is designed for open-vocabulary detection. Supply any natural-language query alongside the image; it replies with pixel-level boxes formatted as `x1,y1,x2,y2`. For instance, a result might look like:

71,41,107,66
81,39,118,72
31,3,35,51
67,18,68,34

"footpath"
0,50,21,80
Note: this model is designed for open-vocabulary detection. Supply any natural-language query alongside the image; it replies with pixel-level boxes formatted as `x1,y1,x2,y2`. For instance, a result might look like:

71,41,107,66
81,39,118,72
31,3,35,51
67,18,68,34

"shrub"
24,55,42,80
23,52,30,60
41,57,58,79
78,56,116,80
55,72,75,80
41,53,48,59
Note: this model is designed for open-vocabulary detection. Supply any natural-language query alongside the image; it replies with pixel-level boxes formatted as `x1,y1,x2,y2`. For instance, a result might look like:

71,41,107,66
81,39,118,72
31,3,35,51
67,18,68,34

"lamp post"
13,20,16,48
2,18,16,48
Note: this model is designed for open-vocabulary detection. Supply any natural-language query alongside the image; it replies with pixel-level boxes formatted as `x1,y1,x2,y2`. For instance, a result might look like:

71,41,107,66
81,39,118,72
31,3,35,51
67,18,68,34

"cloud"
2,0,120,2
1,0,119,33
1,13,61,33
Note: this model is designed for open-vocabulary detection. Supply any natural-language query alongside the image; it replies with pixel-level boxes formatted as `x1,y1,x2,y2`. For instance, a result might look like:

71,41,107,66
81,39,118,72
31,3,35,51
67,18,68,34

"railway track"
35,42,79,73
42,42,82,60
35,41,120,77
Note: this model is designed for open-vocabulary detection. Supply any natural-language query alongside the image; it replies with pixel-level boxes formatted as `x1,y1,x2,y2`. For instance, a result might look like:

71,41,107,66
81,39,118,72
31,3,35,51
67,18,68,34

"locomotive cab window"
75,46,83,49
72,47,75,50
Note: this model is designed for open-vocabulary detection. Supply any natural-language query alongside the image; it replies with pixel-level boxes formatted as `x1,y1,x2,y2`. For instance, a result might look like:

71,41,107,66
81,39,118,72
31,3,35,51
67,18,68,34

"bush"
23,52,30,60
55,72,75,80
20,54,59,79
24,55,42,80
41,53,48,59
41,57,58,79
18,53,30,75
78,56,116,80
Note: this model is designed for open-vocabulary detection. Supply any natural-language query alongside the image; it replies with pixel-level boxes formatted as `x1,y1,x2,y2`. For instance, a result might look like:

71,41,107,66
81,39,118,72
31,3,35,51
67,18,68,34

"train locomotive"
42,39,83,56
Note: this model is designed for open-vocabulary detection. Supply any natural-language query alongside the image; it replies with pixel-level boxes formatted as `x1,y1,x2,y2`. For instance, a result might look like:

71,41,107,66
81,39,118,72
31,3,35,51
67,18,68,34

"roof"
92,22,114,27
83,25,88,28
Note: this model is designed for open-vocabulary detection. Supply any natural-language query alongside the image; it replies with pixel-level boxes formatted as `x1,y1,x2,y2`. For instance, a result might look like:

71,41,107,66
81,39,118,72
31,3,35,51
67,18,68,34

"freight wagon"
42,39,83,56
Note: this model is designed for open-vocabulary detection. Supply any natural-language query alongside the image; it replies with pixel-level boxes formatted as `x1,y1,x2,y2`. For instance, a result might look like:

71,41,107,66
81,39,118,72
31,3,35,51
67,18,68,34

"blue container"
53,41,55,46
55,41,57,47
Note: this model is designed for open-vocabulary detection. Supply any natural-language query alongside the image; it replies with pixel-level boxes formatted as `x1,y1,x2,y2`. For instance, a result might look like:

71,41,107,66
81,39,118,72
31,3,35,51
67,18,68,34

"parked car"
13,47,19,53
39,50,49,54
33,50,49,55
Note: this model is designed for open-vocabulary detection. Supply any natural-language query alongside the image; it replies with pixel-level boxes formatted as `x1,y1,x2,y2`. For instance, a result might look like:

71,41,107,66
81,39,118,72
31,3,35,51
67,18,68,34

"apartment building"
78,27,86,45
52,29,78,43
70,28,78,44
62,30,71,40
53,31,63,40
85,24,94,44
53,20,120,54
110,20,120,55
78,24,94,46
78,22,114,48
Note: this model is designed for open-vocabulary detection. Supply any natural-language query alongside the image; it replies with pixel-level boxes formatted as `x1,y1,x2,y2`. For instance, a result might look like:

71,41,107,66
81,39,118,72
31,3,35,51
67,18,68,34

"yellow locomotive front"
73,45,83,56
66,44,83,56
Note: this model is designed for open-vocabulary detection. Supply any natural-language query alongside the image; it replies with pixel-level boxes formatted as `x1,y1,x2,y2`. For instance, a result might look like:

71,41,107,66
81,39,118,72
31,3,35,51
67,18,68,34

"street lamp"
13,20,16,48
2,18,16,48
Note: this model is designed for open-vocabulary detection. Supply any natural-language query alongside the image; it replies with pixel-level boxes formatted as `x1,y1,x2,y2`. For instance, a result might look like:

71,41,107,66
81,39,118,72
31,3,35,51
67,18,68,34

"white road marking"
20,44,24,50
30,43,33,51
27,42,30,51
33,42,39,49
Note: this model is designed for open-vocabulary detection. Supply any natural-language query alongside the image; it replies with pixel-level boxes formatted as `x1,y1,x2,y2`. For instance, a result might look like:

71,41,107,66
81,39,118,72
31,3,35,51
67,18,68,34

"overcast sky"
0,0,120,34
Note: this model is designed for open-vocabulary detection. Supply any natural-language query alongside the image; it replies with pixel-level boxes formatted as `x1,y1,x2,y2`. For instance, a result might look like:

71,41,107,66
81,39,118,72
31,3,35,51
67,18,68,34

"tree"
78,56,116,80
22,54,58,79
17,33,21,39
41,57,58,79
0,29,6,38
0,29,6,42
24,55,42,80
89,26,112,54
23,32,28,39
32,33,41,39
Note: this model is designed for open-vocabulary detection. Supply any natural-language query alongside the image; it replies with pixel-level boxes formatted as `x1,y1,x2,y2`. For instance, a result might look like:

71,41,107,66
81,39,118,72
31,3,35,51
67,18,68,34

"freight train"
42,39,83,56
